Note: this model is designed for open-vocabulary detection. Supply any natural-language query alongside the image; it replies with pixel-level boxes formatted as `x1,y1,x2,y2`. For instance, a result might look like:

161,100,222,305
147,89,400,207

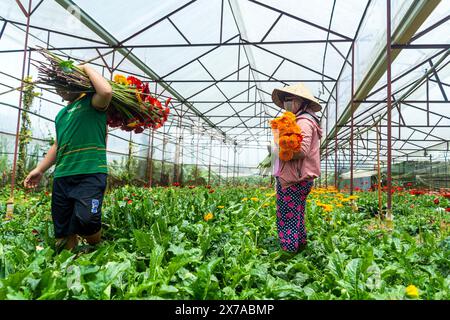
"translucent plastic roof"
0,0,449,172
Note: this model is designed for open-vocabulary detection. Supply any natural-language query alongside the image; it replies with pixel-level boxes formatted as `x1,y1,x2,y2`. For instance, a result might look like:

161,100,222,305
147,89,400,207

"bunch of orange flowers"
269,111,303,161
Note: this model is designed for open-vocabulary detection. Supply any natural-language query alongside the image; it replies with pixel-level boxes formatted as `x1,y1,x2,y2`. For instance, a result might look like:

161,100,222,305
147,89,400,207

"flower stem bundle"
33,49,171,134
269,111,303,161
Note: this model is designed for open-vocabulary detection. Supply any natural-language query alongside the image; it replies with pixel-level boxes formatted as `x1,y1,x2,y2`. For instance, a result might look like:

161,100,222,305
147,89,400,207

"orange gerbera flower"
269,111,304,162
279,149,294,161
279,135,290,149
286,134,300,150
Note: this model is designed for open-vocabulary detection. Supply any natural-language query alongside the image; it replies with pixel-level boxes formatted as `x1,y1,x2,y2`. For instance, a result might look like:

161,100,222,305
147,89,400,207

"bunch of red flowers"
107,75,171,134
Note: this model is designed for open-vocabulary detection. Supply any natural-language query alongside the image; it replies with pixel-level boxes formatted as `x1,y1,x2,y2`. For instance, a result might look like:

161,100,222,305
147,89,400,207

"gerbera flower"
405,285,419,298
113,74,128,85
203,212,214,222
279,149,293,161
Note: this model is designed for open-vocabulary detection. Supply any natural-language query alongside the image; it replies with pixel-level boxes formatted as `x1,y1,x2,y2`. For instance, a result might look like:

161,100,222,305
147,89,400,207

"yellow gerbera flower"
262,203,270,207
242,198,248,202
217,205,225,209
251,197,259,201
405,285,419,298
113,74,128,85
203,212,214,222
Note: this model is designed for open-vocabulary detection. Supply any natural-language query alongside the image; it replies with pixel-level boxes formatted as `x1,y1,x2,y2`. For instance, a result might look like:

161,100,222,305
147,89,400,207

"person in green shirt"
24,64,112,251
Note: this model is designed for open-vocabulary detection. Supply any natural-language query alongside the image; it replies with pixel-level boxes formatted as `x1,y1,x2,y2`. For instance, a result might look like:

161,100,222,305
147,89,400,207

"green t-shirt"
54,94,108,178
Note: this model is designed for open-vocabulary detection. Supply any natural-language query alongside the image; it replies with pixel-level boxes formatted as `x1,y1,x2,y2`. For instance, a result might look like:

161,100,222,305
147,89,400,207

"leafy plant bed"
0,185,448,300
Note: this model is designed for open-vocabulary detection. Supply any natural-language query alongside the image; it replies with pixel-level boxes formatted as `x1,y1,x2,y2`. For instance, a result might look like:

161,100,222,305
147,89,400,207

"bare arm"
24,142,57,188
78,65,112,111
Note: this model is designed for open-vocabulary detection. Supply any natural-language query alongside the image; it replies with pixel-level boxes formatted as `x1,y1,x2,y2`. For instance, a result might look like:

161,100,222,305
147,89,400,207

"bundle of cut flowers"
33,49,171,134
269,111,303,161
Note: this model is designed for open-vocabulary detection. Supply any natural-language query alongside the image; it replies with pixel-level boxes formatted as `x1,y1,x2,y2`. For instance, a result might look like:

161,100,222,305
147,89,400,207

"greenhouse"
0,0,449,302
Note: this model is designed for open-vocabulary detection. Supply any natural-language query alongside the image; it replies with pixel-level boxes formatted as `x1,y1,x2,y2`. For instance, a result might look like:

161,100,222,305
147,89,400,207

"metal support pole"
174,112,181,183
226,146,230,185
350,41,355,195
426,69,429,126
149,129,154,187
160,130,166,186
208,136,212,185
179,105,184,185
236,149,240,185
386,0,393,222
376,124,382,217
335,88,338,190
325,143,328,188
218,142,222,185
194,127,199,181
10,0,32,199
430,154,432,191
233,145,237,185
146,129,151,182
127,132,132,178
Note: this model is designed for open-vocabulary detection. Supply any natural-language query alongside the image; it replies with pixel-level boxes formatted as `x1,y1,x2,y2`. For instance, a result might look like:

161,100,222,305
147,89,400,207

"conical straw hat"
272,83,322,112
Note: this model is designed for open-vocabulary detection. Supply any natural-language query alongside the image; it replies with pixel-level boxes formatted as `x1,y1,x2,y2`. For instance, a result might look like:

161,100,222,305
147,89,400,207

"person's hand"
76,64,87,72
24,168,43,189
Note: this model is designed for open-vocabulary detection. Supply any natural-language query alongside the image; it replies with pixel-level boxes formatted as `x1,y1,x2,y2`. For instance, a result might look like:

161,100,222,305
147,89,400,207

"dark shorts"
51,173,107,238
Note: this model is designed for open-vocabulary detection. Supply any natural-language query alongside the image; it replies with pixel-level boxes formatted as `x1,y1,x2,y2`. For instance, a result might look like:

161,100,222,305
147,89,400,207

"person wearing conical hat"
271,83,323,253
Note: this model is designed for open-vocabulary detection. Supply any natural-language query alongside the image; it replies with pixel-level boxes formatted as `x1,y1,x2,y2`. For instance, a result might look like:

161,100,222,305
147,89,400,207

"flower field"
0,185,449,300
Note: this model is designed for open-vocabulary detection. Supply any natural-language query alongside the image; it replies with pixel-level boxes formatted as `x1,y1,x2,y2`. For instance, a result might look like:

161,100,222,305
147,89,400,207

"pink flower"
288,202,295,208
286,212,294,219
279,231,284,238
291,186,298,192
287,229,291,235
297,222,300,227
297,205,304,211
294,243,299,248
294,234,299,239
280,220,285,227
301,181,307,187
283,195,292,202
287,239,291,244
277,212,281,218
282,246,288,250
276,194,280,199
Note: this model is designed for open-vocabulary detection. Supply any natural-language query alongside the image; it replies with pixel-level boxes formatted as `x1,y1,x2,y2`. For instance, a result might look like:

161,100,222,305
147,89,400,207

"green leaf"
59,60,75,73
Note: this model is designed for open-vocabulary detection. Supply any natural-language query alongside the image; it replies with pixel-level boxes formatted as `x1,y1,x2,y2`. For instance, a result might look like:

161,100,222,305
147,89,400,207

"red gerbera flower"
127,76,142,88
